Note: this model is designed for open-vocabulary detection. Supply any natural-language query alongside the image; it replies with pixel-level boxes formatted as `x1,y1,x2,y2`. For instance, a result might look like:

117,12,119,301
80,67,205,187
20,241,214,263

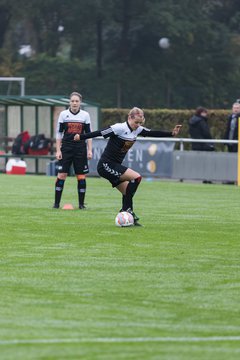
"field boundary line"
0,336,240,345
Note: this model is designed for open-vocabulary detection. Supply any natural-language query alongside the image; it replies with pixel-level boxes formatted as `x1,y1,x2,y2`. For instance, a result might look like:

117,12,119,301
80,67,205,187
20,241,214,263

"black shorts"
97,160,128,187
58,142,89,175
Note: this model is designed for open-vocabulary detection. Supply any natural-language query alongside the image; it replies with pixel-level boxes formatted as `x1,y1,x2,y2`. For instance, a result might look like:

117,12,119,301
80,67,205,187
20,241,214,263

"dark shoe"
134,221,143,227
126,208,141,225
53,203,59,209
126,208,139,221
79,204,86,210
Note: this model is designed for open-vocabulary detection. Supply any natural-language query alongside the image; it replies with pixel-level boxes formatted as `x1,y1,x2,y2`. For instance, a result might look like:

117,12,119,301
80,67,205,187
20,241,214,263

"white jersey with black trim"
80,121,172,163
56,108,91,141
100,122,148,163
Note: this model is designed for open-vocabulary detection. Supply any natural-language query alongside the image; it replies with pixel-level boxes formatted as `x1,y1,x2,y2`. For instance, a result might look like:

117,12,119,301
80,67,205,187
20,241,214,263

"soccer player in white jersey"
74,107,181,225
53,92,92,209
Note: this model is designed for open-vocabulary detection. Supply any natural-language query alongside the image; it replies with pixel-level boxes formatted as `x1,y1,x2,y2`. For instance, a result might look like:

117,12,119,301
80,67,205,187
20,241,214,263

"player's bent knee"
58,173,68,180
135,175,142,183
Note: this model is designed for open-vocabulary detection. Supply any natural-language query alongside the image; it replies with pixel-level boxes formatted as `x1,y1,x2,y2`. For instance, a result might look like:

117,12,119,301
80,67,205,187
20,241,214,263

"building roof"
0,95,99,107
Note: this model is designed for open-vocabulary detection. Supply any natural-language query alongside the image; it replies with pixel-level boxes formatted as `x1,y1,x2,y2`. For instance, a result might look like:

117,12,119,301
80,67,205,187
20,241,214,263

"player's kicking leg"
117,168,142,226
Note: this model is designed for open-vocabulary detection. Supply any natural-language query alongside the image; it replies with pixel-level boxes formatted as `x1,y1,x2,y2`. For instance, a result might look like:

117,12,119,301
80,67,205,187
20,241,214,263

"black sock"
54,178,65,206
122,176,142,211
78,179,86,206
121,195,126,211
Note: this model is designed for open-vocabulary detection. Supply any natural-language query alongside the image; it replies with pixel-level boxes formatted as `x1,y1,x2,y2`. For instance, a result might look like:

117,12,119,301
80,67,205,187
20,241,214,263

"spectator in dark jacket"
189,106,214,151
224,102,240,153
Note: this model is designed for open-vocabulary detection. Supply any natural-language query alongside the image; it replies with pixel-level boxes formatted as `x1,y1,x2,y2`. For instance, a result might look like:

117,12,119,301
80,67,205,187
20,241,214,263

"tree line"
0,0,240,109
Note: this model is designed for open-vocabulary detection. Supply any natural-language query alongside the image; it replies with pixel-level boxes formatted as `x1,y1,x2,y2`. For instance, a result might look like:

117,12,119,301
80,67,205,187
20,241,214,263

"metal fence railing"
142,137,238,151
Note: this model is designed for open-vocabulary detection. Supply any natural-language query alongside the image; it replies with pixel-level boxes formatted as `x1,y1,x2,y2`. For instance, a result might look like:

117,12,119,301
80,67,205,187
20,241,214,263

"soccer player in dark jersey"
53,92,92,209
74,107,182,225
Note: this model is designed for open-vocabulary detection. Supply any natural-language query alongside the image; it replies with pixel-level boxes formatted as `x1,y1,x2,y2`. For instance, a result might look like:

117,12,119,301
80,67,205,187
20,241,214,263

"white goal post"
0,77,25,96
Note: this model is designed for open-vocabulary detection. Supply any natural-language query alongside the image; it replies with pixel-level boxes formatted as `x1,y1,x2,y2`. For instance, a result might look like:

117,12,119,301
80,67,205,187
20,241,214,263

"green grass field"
0,174,240,360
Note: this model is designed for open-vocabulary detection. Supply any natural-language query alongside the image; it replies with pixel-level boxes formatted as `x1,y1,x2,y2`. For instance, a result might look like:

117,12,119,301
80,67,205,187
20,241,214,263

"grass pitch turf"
0,174,240,359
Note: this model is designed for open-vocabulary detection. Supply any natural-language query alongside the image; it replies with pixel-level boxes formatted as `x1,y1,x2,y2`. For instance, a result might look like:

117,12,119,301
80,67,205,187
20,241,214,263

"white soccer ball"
158,37,170,49
115,211,134,227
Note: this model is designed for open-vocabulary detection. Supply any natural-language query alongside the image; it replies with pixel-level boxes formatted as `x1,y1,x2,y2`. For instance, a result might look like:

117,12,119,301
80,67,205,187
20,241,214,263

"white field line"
0,336,240,345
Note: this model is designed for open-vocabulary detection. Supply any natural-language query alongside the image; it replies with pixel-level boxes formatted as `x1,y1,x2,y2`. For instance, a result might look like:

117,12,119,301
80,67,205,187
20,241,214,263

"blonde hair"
128,107,144,118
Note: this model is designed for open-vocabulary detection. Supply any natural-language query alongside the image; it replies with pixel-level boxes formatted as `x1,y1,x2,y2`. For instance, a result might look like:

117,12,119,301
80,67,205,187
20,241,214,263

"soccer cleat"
79,204,86,210
126,208,142,226
133,212,139,221
126,208,139,220
134,221,143,227
53,203,59,209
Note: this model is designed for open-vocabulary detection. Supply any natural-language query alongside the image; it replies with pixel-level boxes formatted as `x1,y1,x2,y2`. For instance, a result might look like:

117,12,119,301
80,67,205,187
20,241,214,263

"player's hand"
172,125,182,136
74,134,80,141
87,150,92,160
56,150,62,160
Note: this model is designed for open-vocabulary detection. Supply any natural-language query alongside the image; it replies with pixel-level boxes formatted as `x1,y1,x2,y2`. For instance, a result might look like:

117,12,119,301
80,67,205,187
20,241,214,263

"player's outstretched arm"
74,126,114,141
74,130,102,141
140,124,182,138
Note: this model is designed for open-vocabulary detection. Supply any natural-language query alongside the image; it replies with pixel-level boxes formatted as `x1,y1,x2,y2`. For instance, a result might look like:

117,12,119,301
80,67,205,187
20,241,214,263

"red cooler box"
6,158,27,175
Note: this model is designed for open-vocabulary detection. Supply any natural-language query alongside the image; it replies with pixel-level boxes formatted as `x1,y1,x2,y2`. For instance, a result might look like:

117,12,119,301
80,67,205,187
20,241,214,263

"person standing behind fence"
53,92,92,209
188,106,215,151
224,102,240,153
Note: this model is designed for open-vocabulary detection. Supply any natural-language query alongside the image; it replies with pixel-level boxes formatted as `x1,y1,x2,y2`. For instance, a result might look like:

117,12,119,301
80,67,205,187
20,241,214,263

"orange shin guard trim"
76,174,86,180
